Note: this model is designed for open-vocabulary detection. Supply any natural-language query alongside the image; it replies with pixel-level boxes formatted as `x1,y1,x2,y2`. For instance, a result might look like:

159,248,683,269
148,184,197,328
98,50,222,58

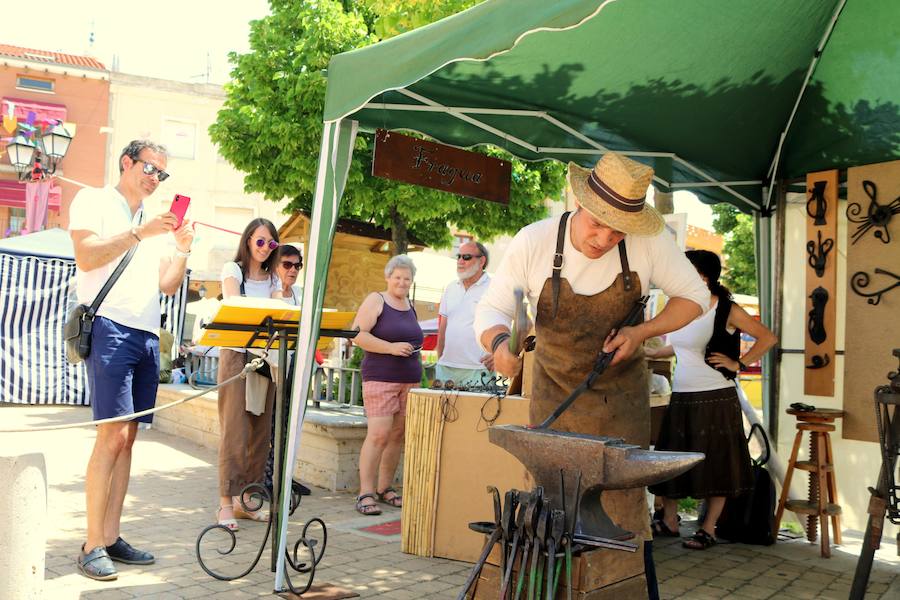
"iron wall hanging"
807,180,828,225
808,287,829,344
804,169,838,398
806,230,834,278
806,354,830,370
847,180,900,245
850,268,900,306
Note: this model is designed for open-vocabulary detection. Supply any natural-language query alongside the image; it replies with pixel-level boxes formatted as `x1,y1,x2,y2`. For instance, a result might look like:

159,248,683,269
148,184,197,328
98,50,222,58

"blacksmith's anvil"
489,425,704,542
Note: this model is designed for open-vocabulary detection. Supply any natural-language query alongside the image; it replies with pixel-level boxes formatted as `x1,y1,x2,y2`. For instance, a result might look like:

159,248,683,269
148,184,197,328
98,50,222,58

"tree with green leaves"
710,203,757,295
210,0,566,254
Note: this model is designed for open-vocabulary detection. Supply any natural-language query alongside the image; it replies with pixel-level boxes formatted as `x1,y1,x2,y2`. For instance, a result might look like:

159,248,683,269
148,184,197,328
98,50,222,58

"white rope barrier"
0,357,266,433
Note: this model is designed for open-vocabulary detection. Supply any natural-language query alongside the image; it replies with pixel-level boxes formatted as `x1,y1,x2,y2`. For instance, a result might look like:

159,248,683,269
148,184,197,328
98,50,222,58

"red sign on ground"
372,129,511,204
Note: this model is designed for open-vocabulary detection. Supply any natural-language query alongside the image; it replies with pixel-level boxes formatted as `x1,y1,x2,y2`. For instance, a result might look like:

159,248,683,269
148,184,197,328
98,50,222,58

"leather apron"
530,212,651,539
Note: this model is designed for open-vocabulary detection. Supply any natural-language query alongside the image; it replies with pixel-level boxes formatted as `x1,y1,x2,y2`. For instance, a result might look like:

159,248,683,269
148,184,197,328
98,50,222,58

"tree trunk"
653,186,674,215
389,206,408,255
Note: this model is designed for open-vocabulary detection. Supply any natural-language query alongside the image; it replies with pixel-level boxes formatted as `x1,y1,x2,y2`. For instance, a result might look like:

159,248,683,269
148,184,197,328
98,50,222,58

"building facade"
0,43,109,235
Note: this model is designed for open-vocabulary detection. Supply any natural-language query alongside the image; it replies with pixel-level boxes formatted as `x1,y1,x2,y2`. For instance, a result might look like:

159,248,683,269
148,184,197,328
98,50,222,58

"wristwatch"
738,359,748,371
174,248,192,258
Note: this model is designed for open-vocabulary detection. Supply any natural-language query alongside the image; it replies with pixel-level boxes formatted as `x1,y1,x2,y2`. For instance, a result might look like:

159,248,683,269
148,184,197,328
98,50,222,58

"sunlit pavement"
1,404,897,599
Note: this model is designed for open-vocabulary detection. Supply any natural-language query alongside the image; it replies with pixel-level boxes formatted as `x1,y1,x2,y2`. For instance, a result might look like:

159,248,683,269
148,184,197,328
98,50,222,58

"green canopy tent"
275,0,900,586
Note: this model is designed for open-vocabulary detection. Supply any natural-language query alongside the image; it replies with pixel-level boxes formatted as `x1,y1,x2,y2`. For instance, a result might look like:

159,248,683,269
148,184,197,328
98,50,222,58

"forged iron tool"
533,296,649,430
528,505,549,600
500,490,518,597
500,491,529,600
456,487,503,600
515,488,543,600
545,509,565,600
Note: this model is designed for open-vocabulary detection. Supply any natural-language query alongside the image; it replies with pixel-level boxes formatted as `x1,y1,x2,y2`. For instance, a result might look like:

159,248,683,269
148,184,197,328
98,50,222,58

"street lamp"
6,135,36,178
4,121,74,181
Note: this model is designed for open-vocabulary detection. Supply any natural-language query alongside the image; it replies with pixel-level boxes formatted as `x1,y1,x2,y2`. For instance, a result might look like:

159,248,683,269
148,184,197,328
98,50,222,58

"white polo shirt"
69,186,167,335
438,272,491,369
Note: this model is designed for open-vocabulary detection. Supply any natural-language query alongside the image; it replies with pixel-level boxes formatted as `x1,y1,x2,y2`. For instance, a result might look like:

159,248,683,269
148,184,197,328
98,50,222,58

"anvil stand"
195,316,357,595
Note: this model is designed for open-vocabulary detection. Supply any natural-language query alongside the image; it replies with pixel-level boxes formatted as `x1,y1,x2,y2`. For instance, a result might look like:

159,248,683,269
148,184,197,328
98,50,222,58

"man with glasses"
435,241,495,387
69,139,193,581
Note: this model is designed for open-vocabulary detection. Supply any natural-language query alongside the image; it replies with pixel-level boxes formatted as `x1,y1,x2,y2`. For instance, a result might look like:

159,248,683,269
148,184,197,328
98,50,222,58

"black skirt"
648,386,753,499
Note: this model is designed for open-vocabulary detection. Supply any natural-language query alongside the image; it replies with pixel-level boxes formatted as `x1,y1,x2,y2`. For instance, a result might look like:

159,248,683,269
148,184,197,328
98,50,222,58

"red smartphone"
170,194,191,228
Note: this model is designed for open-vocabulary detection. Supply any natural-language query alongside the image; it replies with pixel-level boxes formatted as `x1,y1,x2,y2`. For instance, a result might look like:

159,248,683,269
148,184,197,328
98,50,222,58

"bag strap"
747,422,771,467
87,245,138,317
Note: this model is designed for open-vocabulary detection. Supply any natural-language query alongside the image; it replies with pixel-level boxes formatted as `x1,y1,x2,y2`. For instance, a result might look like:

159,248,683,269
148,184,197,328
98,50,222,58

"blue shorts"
85,317,160,424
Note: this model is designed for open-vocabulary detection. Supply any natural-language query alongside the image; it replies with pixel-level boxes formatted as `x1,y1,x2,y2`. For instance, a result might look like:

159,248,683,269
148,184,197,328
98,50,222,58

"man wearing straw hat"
475,152,709,596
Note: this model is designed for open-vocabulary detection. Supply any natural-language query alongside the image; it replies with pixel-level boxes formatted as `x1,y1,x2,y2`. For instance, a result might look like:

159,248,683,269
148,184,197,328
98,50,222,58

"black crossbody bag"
64,245,138,364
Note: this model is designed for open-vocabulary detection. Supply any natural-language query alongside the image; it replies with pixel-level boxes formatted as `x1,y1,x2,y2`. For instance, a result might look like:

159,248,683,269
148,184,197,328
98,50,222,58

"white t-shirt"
438,272,491,369
474,213,710,349
69,186,168,334
669,300,734,392
220,261,280,353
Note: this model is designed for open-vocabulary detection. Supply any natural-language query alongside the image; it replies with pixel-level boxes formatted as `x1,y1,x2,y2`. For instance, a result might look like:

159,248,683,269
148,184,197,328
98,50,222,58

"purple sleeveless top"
361,296,424,384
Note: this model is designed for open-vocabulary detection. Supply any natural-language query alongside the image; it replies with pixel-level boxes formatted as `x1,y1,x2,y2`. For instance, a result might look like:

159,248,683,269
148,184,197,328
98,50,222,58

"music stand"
195,297,357,585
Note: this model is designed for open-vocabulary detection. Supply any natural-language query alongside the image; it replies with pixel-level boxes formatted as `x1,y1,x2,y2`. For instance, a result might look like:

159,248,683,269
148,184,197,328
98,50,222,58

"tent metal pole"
392,88,758,208
764,0,848,209
768,181,788,444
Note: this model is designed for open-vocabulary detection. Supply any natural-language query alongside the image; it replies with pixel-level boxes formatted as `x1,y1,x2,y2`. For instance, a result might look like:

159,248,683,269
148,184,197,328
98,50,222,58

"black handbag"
716,423,777,546
64,245,138,364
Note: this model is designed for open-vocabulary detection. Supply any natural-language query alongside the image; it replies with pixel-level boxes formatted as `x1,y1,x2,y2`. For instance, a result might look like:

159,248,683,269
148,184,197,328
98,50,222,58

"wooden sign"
372,129,511,204
804,169,838,397
843,159,900,442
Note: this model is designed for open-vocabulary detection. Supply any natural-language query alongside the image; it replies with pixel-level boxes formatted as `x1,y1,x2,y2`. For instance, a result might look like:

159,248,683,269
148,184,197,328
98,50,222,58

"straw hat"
567,153,664,236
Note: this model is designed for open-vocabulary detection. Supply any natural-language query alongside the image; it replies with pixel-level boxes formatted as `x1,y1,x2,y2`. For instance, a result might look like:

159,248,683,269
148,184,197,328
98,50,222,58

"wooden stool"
775,408,844,557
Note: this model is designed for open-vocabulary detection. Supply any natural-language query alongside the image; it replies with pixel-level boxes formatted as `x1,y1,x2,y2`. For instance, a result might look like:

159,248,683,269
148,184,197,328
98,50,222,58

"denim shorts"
85,316,160,424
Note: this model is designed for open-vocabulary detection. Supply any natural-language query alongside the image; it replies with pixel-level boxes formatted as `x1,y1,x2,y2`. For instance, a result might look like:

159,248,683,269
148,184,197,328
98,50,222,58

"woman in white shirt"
215,218,281,531
646,250,776,550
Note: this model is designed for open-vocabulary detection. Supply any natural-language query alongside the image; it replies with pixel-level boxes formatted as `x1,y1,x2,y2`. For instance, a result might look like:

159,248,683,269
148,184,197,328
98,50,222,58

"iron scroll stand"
194,316,357,595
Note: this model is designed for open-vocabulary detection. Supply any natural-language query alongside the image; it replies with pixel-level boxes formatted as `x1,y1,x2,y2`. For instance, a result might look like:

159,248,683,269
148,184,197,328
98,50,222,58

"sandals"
216,506,239,531
77,544,118,581
233,506,268,522
356,493,382,516
651,518,680,538
377,487,402,508
683,528,717,550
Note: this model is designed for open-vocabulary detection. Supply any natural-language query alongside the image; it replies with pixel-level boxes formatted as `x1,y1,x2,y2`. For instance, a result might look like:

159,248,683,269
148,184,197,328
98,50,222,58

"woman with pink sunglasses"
215,218,281,531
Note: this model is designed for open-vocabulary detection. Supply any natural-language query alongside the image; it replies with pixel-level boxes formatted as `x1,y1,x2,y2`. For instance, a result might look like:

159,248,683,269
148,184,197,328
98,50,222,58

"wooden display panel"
804,169,838,396
843,159,900,442
401,389,531,561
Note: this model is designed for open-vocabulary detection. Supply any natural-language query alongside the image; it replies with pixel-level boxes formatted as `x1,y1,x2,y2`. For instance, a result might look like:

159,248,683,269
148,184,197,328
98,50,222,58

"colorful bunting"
1,115,15,134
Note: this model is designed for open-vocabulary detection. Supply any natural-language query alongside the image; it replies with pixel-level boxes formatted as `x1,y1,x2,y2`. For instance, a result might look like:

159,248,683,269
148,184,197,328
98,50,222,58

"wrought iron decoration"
807,287,829,344
850,268,900,306
806,230,834,277
847,180,900,245
807,180,829,226
806,354,831,370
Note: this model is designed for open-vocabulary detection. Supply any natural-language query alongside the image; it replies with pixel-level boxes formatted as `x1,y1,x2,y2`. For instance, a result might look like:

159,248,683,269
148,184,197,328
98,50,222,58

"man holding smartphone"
69,139,193,581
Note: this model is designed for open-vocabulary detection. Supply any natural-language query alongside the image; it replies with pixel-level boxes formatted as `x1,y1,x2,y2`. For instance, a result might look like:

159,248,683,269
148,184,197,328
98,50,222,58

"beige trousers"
217,349,275,497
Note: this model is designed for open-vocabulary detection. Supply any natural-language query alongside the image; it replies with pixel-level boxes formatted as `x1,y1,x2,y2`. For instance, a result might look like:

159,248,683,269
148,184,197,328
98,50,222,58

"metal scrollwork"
806,230,834,277
195,482,327,593
847,180,900,245
850,268,900,306
807,287,828,345
806,180,828,226
805,354,831,370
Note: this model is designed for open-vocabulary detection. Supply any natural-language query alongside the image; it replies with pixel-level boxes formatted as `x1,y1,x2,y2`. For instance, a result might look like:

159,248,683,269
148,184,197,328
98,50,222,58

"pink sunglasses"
253,237,279,251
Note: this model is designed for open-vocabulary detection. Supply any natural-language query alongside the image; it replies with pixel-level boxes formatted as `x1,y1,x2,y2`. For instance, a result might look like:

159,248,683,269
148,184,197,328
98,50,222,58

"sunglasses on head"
281,260,302,270
133,159,170,182
254,237,279,251
456,253,482,261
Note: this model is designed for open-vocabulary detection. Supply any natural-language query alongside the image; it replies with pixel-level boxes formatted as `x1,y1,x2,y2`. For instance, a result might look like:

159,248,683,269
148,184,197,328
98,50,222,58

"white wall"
107,73,289,282
778,191,897,538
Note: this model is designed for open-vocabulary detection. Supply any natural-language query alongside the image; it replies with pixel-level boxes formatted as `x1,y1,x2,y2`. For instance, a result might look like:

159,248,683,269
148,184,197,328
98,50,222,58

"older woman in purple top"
351,255,423,515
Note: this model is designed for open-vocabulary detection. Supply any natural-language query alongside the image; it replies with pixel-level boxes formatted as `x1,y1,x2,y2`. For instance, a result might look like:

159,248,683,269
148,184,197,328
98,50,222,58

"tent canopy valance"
323,0,900,212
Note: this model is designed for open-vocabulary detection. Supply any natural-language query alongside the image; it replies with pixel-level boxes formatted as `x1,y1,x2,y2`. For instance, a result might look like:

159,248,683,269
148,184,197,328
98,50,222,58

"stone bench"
154,385,400,492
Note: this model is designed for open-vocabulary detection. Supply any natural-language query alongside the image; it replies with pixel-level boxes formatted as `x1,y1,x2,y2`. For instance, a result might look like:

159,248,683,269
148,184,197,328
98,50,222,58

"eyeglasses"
280,260,302,271
456,253,483,261
254,237,279,251
133,159,170,182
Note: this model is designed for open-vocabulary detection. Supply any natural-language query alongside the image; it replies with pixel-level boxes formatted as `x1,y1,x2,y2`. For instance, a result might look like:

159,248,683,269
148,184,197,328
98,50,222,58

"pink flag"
24,180,51,233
